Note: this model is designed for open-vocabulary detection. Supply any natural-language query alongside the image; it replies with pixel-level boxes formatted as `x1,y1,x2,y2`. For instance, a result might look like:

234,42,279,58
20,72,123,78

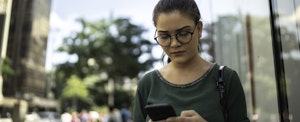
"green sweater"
133,64,250,122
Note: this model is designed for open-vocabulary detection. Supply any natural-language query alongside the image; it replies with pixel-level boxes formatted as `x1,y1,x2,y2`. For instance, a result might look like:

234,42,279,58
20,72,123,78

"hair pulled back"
152,0,201,26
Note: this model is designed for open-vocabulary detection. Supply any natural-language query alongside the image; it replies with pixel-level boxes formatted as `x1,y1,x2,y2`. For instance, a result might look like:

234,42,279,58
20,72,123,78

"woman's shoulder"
140,69,158,80
213,64,241,84
214,64,238,75
137,69,159,86
136,69,160,95
215,64,242,87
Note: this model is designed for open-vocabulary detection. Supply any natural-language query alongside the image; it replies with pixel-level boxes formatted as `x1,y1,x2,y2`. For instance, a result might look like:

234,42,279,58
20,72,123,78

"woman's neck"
169,56,210,71
159,56,213,85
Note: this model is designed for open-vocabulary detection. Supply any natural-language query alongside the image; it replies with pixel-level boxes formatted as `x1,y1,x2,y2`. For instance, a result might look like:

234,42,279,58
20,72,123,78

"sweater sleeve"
225,69,250,122
133,71,153,122
133,87,147,122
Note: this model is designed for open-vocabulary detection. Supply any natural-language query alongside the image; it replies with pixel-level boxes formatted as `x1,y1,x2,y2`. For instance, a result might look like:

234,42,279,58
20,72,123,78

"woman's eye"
178,31,189,36
159,35,170,39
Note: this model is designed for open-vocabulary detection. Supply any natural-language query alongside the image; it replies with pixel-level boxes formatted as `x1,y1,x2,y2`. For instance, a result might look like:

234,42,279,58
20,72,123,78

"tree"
53,17,157,110
62,75,89,110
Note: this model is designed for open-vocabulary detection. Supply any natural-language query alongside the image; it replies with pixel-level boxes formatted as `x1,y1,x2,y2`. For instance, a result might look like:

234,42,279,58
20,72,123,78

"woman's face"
156,10,202,64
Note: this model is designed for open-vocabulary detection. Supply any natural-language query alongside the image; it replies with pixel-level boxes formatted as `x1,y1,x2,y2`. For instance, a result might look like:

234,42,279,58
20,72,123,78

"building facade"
0,0,54,121
199,0,300,121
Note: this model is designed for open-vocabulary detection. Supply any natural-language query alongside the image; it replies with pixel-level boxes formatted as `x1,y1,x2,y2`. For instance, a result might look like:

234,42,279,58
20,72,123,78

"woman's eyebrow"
175,25,192,32
157,25,192,33
157,30,169,33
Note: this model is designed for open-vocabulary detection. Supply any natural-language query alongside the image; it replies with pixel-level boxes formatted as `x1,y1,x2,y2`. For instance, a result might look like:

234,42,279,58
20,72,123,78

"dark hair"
152,0,201,27
152,0,202,64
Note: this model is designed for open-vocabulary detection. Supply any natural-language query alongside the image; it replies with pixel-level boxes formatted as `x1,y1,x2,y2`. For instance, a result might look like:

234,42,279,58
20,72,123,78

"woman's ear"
197,21,203,38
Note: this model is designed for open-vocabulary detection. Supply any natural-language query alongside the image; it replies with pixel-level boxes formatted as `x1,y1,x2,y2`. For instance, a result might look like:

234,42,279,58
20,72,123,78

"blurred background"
0,0,299,122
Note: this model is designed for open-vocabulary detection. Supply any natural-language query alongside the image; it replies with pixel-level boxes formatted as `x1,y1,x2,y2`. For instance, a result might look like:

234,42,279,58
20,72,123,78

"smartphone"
144,103,177,121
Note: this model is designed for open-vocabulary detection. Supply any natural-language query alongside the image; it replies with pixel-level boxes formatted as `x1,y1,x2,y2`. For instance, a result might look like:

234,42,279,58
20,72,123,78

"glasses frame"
154,23,198,47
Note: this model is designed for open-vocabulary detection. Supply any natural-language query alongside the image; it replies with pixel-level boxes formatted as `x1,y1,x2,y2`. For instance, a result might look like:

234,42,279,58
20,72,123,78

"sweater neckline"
154,63,216,88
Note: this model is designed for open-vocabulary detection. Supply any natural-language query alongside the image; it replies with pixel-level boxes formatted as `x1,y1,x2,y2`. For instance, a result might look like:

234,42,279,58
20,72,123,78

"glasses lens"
154,35,171,46
156,36,170,46
154,24,197,46
176,32,192,43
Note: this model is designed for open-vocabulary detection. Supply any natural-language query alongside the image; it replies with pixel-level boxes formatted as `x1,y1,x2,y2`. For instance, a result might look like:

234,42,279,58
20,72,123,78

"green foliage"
1,57,14,81
55,17,156,80
62,75,88,98
113,88,135,109
52,17,158,110
83,74,102,87
60,75,90,111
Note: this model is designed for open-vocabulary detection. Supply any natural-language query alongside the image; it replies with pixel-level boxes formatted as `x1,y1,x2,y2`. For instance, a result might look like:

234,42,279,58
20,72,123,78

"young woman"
133,0,250,121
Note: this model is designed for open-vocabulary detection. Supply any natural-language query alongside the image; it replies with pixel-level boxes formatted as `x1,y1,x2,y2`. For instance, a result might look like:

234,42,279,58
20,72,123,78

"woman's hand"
148,119,166,122
166,110,207,122
148,110,207,122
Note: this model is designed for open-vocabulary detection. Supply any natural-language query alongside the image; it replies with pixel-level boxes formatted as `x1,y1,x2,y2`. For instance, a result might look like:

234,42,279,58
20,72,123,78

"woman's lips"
171,51,185,56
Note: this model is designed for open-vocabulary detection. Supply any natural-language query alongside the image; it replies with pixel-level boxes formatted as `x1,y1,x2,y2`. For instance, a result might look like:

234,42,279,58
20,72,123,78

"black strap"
216,65,228,122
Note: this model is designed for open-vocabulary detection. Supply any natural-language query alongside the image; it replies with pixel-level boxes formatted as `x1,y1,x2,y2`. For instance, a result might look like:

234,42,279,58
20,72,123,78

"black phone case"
144,103,177,121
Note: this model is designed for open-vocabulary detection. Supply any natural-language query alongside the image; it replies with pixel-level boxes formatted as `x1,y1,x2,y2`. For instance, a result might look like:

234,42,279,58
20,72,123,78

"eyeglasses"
154,24,198,47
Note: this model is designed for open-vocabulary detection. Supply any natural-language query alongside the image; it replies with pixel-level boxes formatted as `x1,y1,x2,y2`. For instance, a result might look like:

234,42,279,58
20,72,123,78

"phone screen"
144,103,177,121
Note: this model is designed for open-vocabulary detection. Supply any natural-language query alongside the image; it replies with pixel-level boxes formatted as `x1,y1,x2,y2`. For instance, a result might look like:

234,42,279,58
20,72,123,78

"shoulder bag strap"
216,65,228,122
